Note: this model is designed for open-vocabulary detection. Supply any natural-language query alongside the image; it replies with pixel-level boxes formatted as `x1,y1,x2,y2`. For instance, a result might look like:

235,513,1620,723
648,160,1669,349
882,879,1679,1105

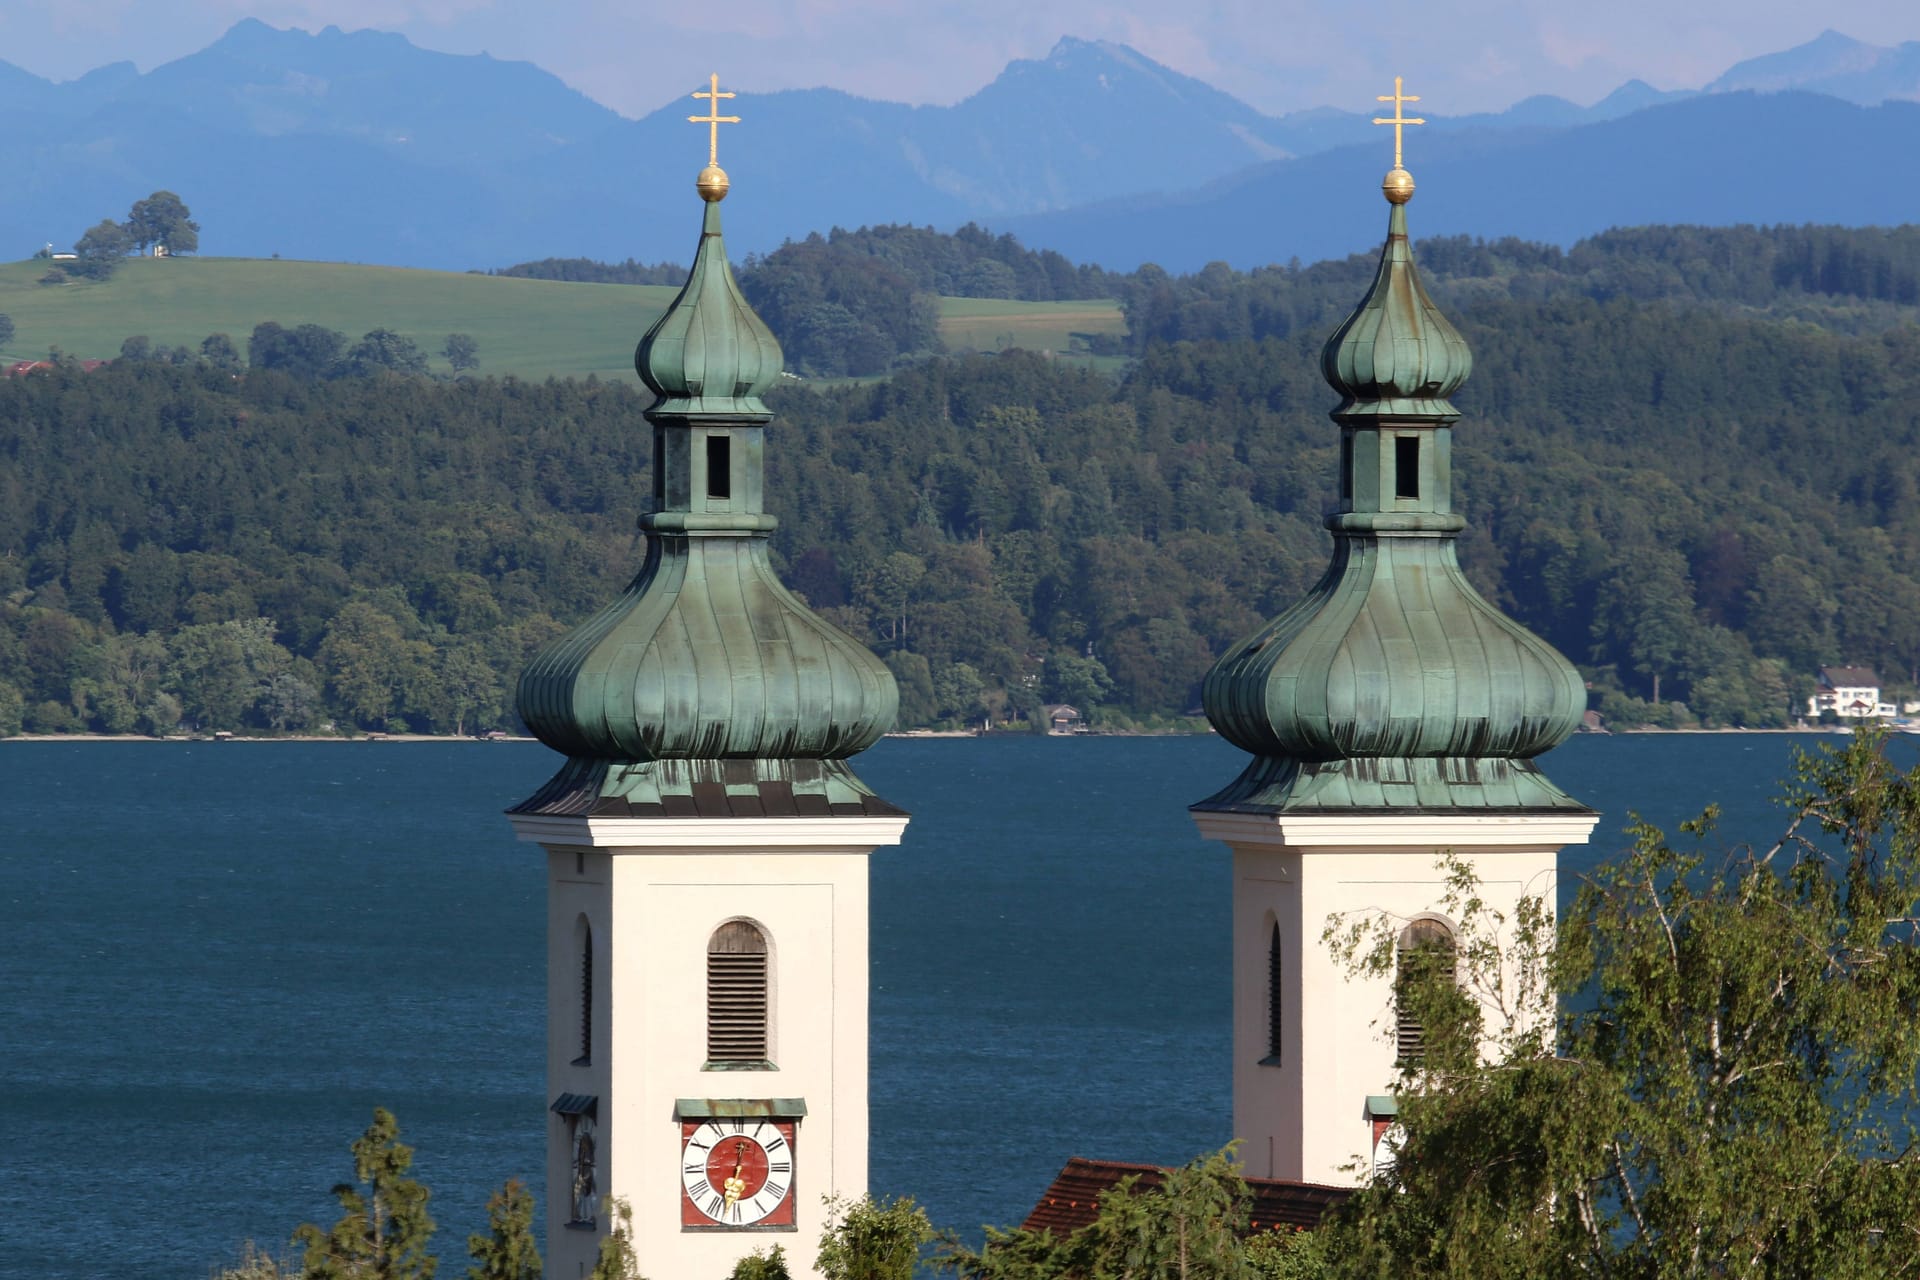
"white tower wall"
515,814,907,1280
1198,811,1595,1187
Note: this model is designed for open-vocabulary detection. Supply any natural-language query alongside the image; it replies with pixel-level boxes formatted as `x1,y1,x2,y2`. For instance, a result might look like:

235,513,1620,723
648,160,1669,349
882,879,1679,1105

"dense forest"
5,221,1920,737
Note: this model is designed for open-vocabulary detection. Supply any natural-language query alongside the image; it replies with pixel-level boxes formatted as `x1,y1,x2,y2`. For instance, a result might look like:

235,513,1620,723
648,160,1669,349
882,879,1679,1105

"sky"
2,0,1917,118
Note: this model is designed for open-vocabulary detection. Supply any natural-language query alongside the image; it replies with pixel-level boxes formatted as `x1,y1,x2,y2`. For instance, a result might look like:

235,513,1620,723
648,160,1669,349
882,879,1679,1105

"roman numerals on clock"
680,1115,799,1230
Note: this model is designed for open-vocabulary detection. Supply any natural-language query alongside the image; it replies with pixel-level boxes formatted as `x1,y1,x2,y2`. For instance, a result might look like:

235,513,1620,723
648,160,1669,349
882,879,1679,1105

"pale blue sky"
3,0,1917,118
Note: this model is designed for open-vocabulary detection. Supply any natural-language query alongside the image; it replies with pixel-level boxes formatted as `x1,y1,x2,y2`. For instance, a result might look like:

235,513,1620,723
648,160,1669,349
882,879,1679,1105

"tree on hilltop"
126,190,199,256
71,219,132,278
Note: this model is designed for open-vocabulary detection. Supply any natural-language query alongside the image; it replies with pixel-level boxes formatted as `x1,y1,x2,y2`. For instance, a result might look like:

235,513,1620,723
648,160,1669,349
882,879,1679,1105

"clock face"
680,1119,797,1229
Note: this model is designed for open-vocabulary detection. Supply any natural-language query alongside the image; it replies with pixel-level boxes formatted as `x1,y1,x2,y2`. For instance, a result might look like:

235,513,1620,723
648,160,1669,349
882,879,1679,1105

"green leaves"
465,1180,540,1280
936,1149,1267,1280
1321,730,1920,1276
295,1108,438,1280
818,1195,934,1280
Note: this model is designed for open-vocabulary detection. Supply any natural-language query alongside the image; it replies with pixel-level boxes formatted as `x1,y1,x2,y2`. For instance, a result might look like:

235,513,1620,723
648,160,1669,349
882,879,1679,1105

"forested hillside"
5,222,1920,737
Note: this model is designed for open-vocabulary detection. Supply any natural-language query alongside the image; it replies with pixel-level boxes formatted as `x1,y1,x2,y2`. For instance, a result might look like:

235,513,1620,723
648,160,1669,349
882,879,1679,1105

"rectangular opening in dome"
706,434,732,500
1394,435,1420,500
1340,432,1353,503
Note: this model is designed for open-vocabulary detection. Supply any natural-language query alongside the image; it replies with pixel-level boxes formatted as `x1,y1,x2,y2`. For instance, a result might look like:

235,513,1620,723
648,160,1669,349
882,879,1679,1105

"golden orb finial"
688,73,741,202
1383,166,1414,204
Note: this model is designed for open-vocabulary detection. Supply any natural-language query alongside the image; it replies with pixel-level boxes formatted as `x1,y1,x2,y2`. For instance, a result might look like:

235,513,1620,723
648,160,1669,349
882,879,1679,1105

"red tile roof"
1022,1157,1350,1238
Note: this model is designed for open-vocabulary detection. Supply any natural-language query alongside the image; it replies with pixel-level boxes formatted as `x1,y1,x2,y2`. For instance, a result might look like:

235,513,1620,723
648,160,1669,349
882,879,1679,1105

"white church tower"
508,86,907,1280
1190,90,1597,1188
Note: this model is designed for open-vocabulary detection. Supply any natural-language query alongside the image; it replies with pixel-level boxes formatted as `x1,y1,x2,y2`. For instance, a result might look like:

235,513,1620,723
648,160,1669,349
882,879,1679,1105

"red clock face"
681,1119,797,1229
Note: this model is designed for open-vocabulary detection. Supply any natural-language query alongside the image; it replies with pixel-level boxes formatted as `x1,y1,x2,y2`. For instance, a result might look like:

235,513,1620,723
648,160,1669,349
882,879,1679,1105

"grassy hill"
0,257,1127,380
0,257,680,381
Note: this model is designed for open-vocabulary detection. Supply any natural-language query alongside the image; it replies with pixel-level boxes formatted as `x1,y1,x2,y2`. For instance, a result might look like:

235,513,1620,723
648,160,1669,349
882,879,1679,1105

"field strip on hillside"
0,257,1127,379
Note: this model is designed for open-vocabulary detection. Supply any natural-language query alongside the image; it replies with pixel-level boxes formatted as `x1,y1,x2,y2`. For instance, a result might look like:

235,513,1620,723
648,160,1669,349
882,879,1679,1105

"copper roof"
1022,1157,1350,1238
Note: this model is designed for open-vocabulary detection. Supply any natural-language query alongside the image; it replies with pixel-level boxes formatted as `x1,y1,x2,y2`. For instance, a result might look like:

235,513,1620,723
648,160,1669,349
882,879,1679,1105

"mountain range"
0,22,1915,273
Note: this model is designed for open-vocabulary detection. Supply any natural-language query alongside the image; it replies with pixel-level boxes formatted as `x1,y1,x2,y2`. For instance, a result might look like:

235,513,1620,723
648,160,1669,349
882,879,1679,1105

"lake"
0,732,1840,1278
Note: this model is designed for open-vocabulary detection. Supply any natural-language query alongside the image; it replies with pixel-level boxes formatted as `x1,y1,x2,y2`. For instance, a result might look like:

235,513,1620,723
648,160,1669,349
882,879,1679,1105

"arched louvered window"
707,920,770,1064
576,918,593,1066
1264,921,1283,1065
1396,917,1457,1064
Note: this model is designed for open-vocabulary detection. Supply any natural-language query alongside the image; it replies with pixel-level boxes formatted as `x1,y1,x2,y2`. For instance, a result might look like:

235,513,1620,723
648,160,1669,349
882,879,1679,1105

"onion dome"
1195,168,1587,815
1321,200,1471,422
635,198,783,418
513,152,900,821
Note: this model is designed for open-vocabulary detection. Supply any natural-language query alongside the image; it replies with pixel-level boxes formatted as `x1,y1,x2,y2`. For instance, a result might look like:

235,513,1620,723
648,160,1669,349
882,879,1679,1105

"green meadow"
0,257,1128,380
934,295,1125,355
0,257,680,381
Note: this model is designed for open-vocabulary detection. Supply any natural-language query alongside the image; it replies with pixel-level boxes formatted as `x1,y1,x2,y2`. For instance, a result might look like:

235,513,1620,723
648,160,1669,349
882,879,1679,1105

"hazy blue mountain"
1708,28,1920,103
0,22,1914,272
1003,93,1920,273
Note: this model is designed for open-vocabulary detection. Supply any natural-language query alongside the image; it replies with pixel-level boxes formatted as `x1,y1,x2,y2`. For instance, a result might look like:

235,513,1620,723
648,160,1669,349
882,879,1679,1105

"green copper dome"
1321,202,1471,422
513,186,899,820
635,201,784,418
1196,189,1586,814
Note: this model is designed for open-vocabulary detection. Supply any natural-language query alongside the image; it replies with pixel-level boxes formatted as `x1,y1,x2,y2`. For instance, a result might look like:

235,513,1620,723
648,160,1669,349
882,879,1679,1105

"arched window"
575,917,593,1066
707,920,770,1065
1396,917,1457,1064
1263,921,1283,1065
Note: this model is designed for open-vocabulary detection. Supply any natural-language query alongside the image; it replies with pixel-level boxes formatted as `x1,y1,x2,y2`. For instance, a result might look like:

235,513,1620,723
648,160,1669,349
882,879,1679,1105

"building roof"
1021,1157,1350,1238
1194,161,1586,817
514,152,897,812
1820,666,1880,688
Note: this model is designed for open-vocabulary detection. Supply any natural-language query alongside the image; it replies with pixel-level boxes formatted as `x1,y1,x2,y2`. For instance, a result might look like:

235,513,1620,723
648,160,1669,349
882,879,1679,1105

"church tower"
1190,82,1597,1187
508,79,907,1280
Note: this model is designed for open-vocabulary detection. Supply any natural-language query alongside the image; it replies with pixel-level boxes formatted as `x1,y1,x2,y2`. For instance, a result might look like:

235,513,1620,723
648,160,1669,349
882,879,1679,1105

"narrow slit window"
1265,922,1283,1064
706,434,732,500
1394,435,1421,500
707,920,769,1064
578,924,593,1064
1396,918,1457,1064
1339,433,1353,502
652,431,665,508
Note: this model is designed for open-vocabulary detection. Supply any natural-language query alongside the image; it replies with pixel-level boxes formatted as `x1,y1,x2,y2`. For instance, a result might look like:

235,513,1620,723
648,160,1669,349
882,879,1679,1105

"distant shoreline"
0,725,1866,743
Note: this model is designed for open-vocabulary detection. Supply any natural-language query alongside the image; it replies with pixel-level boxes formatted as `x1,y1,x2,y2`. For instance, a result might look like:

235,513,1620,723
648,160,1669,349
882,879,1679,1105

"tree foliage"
818,1194,935,1280
465,1179,540,1280
72,219,132,277
937,1149,1306,1280
444,334,480,373
295,1108,438,1280
728,1244,793,1280
586,1198,646,1280
1317,731,1920,1277
9,222,1920,736
126,190,199,255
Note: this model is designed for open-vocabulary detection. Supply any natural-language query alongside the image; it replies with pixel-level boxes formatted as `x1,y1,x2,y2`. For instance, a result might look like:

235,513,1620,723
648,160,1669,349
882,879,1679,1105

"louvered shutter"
1396,919,1456,1064
708,920,769,1062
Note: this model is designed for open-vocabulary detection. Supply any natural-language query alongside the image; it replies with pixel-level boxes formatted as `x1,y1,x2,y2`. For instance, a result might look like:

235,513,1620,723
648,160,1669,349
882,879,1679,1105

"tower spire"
1188,87,1597,1191
508,94,906,1280
513,94,900,819
1195,88,1587,815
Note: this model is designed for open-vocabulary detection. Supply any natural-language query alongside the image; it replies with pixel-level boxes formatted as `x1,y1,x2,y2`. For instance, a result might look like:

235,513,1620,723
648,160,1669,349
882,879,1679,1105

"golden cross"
1372,76,1425,170
689,73,740,166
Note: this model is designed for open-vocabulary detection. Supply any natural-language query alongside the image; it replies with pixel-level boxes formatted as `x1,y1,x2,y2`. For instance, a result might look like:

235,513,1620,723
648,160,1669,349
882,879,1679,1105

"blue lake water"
0,732,1846,1278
